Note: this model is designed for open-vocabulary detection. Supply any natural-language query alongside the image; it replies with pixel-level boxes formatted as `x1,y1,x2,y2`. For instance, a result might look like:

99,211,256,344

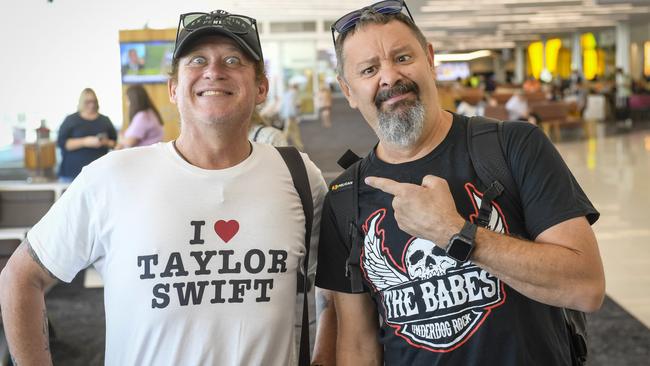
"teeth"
201,90,228,96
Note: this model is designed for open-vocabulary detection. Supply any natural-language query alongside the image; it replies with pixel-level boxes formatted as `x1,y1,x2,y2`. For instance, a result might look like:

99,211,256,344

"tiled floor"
554,126,650,328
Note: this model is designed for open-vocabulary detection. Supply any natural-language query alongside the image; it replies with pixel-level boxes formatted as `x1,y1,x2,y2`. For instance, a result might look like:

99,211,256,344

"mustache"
374,81,419,109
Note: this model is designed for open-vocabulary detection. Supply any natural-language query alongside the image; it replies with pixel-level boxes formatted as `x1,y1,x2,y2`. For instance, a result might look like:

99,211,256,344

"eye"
188,56,207,65
360,66,376,77
397,54,412,63
224,55,242,66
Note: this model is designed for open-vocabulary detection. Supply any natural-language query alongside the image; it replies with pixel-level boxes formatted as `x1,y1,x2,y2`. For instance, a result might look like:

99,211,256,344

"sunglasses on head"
174,10,262,56
179,11,257,35
330,0,414,46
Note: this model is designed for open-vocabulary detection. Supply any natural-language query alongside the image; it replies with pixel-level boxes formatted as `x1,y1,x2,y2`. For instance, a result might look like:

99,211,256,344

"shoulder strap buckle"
477,181,504,228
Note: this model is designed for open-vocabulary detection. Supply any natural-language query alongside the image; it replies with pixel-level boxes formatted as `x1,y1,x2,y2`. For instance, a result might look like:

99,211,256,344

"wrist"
445,220,478,263
441,217,466,250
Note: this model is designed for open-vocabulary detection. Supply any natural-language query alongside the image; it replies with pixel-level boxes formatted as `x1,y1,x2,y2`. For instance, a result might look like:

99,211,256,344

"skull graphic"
405,238,455,280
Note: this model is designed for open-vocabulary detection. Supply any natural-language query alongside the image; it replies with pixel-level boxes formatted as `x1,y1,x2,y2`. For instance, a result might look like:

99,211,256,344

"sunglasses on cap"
173,10,263,61
330,0,414,46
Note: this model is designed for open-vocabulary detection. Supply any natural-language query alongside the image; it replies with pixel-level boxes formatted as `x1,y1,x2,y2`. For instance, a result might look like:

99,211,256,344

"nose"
378,63,402,89
203,60,227,80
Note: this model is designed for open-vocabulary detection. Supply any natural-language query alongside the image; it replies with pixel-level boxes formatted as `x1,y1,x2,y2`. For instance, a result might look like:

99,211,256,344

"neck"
80,111,98,120
175,122,251,170
376,109,453,164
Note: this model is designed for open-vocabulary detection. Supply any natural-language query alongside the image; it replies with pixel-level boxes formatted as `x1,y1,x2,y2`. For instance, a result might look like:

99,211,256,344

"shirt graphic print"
361,183,508,352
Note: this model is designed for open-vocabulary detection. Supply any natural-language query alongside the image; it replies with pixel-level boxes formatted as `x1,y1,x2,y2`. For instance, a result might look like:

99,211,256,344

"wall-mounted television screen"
120,41,174,84
436,62,471,82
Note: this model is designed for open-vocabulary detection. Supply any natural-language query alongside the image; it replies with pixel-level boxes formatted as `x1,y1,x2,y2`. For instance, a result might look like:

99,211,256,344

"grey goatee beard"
377,99,425,148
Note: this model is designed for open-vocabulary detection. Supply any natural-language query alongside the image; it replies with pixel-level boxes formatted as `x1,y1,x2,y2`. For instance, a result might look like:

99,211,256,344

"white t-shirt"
28,142,327,366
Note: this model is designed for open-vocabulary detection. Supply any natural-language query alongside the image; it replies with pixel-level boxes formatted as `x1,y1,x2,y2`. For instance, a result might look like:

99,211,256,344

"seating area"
529,101,588,141
630,94,650,121
437,81,631,142
483,105,509,120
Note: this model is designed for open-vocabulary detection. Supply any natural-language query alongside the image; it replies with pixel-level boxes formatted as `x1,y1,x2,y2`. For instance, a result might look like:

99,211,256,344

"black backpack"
332,116,588,365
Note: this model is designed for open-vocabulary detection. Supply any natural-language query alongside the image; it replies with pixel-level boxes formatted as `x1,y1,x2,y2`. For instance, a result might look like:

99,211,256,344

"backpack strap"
345,159,365,292
275,146,313,366
252,125,266,142
334,149,367,293
467,116,520,225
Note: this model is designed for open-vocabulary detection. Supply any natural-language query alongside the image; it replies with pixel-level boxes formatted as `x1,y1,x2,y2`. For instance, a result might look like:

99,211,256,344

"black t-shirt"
315,113,599,366
57,112,117,179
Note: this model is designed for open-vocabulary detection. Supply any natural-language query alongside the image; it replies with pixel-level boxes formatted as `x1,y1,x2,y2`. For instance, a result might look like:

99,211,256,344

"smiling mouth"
198,90,232,96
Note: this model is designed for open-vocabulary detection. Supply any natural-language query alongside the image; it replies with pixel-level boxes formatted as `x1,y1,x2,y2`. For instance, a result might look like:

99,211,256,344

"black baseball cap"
173,10,263,62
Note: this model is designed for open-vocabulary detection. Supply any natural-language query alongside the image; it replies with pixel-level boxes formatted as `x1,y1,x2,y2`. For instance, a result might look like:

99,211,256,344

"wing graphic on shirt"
363,211,409,291
472,192,505,234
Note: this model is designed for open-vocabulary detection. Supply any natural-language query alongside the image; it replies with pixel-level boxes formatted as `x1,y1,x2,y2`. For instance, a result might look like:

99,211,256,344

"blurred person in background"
614,67,632,128
248,109,288,146
505,90,529,121
523,76,542,93
280,83,304,150
116,84,164,149
317,84,333,128
56,87,116,181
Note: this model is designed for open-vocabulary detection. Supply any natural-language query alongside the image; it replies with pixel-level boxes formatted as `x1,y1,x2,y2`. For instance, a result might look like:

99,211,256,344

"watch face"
447,237,472,262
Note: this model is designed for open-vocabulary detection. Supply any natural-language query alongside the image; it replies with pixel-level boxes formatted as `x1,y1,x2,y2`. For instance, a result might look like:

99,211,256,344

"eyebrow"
356,45,415,66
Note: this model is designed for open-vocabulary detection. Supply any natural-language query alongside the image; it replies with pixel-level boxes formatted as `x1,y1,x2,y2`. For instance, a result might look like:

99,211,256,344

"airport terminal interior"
1,0,650,365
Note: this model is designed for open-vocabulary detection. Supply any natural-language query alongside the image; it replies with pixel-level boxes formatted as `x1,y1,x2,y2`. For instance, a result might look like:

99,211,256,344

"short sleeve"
103,115,118,140
504,123,599,238
124,111,148,140
26,170,104,282
56,115,74,150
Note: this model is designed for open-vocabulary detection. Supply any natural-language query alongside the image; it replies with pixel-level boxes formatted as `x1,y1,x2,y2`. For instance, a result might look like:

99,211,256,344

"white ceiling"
218,0,650,51
411,0,650,50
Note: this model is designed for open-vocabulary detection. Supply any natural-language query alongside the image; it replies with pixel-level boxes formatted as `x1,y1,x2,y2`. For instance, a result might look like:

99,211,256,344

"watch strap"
459,220,478,241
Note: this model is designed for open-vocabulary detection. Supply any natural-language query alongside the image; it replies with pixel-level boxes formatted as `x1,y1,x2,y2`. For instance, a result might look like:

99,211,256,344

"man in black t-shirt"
314,2,605,365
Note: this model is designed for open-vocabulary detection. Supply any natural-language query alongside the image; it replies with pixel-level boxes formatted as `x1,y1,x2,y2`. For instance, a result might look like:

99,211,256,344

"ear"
168,78,177,104
256,75,270,105
337,75,358,109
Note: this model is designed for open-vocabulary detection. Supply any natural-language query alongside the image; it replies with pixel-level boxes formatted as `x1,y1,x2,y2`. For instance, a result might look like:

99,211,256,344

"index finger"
365,176,412,196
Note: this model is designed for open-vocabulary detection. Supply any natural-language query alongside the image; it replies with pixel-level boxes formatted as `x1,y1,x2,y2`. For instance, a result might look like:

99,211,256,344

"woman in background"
57,88,116,181
117,85,164,149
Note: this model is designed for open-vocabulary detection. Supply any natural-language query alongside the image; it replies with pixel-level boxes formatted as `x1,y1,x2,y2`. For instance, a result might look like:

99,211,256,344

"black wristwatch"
445,221,478,263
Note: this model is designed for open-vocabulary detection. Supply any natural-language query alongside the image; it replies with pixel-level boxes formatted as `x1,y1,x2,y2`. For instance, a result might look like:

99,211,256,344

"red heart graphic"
214,220,239,243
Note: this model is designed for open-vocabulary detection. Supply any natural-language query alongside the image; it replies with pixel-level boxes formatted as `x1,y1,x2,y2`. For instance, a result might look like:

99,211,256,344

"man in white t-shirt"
0,9,328,366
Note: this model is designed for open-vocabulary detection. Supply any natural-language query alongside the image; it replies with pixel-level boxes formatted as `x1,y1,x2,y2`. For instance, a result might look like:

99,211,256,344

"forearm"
0,275,53,365
471,220,605,312
64,137,87,150
333,293,382,366
104,139,116,148
312,288,337,365
117,136,139,149
364,175,605,312
336,338,382,366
